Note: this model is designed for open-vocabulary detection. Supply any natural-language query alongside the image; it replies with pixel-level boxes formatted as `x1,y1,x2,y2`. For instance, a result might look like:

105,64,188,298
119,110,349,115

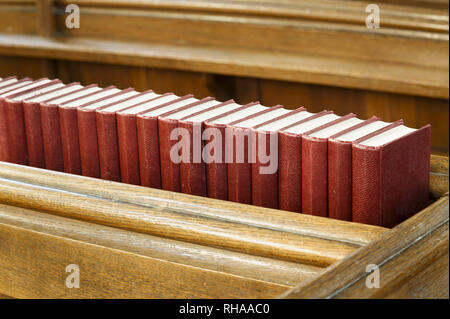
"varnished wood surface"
0,0,448,98
58,0,449,33
280,194,449,299
430,155,449,199
0,204,325,298
0,219,294,298
0,155,447,298
0,161,387,247
0,170,370,267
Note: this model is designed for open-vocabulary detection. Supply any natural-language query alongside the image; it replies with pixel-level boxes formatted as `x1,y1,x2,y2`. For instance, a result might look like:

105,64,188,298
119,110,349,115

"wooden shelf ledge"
0,33,448,98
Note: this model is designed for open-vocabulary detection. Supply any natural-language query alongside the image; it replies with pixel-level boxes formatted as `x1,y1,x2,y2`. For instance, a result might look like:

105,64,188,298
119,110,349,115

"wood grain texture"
430,155,449,199
0,204,321,288
279,194,449,298
0,161,387,247
0,0,448,98
0,175,359,267
0,2,36,35
0,221,293,298
59,0,449,33
36,0,54,37
0,33,447,100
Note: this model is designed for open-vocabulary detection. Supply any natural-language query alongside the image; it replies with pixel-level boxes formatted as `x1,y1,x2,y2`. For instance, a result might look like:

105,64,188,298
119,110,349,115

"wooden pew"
0,0,448,154
0,155,447,298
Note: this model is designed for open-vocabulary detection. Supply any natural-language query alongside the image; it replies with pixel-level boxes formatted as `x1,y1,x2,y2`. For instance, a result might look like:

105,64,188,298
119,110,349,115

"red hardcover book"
178,99,239,196
226,105,290,204
95,90,162,184
276,111,336,213
3,79,61,165
0,78,48,164
161,98,237,196
301,114,365,217
22,83,81,168
250,107,308,209
0,77,34,161
136,94,199,189
117,93,181,187
352,124,430,227
203,102,265,200
158,97,224,193
327,117,399,221
74,87,137,179
40,85,103,171
22,83,84,168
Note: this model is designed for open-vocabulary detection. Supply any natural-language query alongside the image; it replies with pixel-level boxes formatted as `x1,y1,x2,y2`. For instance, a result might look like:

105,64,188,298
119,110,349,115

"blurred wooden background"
0,0,448,154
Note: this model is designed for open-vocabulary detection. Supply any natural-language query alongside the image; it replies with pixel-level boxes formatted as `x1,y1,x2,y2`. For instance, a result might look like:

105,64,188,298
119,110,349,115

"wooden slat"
0,175,361,267
0,204,321,288
0,221,292,298
430,155,449,199
336,225,449,298
58,0,449,33
279,194,449,298
1,34,446,99
0,161,387,247
36,0,54,37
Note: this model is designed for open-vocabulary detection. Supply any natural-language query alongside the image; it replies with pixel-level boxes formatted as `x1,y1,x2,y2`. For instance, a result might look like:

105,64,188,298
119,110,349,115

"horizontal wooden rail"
0,174,364,267
0,204,324,298
0,161,386,246
0,34,446,99
0,0,448,98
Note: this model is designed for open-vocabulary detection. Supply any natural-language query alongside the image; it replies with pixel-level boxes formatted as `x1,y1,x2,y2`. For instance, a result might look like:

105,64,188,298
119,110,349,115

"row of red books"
0,76,430,227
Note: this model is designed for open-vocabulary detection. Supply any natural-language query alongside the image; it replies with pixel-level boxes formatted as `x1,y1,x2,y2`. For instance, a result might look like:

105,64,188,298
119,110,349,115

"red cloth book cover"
327,117,400,221
176,99,236,196
352,125,430,228
0,77,38,162
22,83,81,168
202,103,259,200
226,105,287,205
301,114,358,217
277,110,333,213
75,87,134,180
251,107,306,209
115,91,168,185
136,94,196,190
157,97,213,193
41,85,102,172
3,79,58,165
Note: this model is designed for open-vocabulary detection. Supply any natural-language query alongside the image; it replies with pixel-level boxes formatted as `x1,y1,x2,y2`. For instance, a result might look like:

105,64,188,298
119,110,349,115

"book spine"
136,115,161,188
301,136,328,217
5,100,28,164
353,126,430,227
117,113,140,185
23,101,45,168
204,123,228,200
251,130,278,208
0,98,10,162
178,120,207,196
40,103,64,171
278,131,302,213
59,107,82,174
327,140,352,221
352,145,382,226
77,109,100,178
96,111,121,182
158,117,180,192
226,126,252,204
